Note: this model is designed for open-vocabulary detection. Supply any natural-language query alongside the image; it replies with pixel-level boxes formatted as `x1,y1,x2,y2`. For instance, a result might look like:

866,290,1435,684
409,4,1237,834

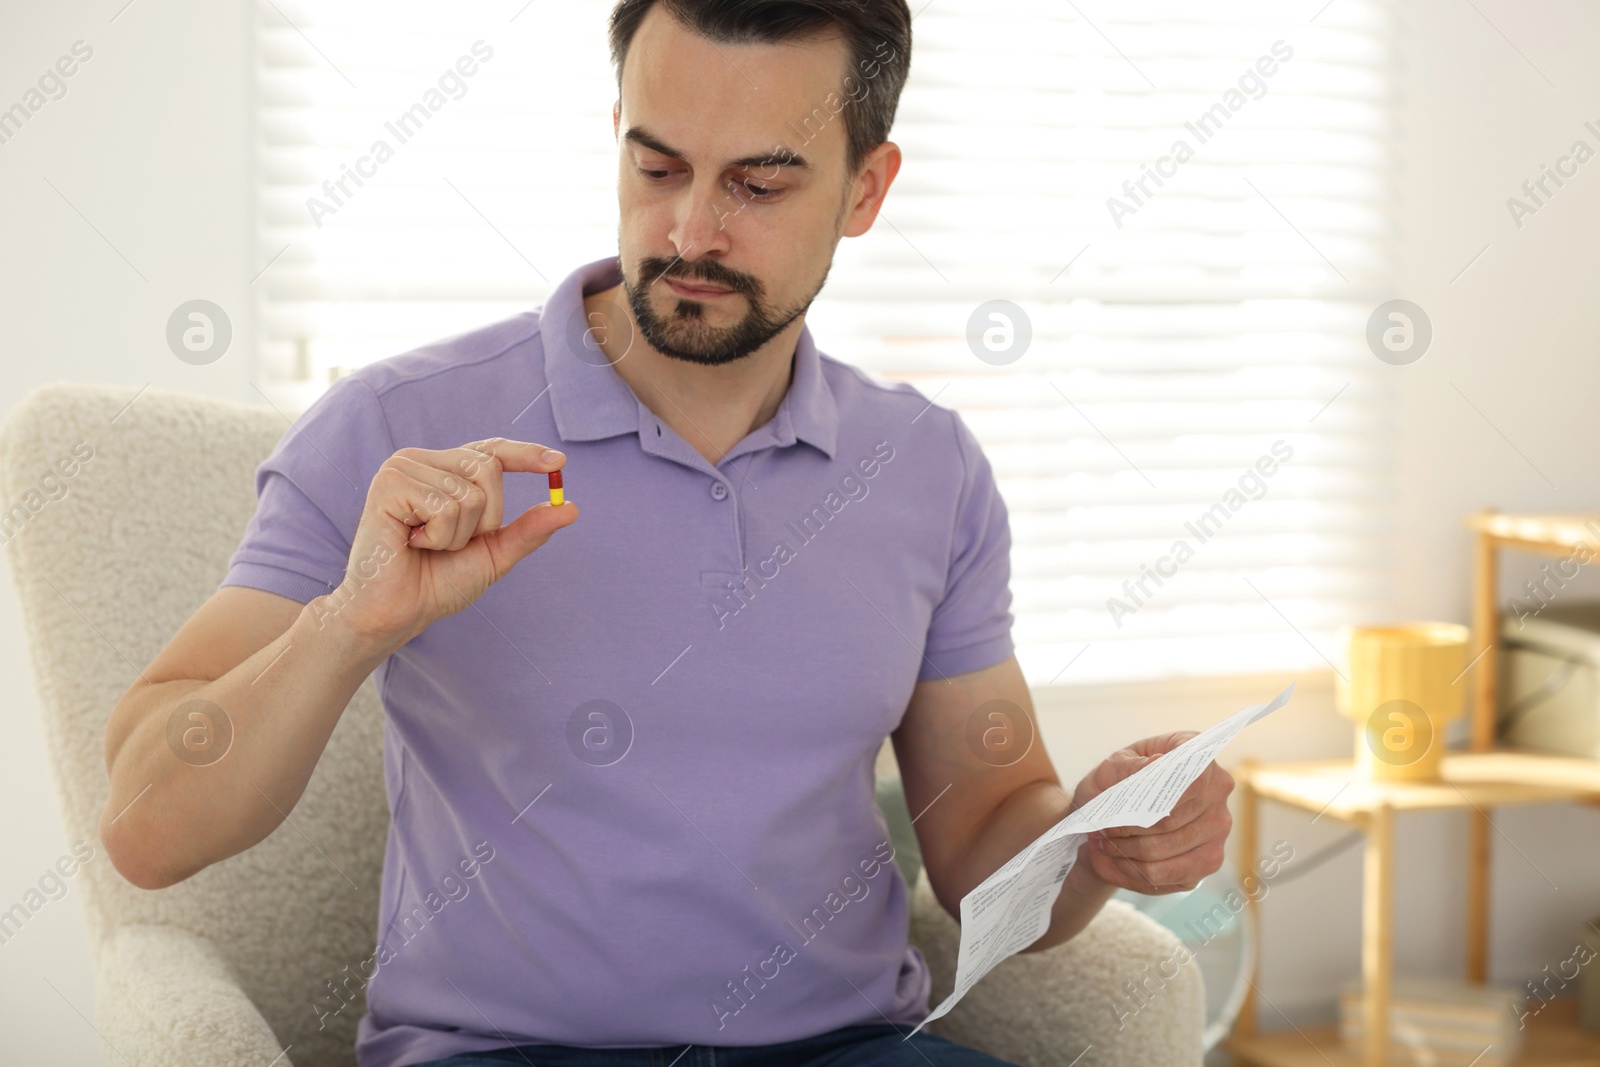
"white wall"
1383,0,1600,1026
2,1,1598,1062
0,1,254,1063
1040,0,1600,1033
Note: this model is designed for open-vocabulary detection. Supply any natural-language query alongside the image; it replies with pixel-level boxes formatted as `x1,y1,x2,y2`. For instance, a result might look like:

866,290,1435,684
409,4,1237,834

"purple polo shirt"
220,255,1015,1067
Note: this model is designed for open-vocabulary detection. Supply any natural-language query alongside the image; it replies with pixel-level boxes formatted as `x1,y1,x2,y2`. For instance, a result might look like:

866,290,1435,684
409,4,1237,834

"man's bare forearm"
100,597,396,889
944,779,1117,954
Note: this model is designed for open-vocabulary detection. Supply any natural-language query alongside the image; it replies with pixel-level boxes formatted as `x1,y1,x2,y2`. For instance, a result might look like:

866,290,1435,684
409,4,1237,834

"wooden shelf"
1467,512,1600,556
1227,995,1600,1066
1467,509,1600,752
1230,510,1600,1066
1242,749,1600,824
1231,749,1600,1066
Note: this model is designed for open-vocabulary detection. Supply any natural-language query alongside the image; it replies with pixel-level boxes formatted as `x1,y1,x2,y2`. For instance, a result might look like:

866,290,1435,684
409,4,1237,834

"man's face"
613,6,859,366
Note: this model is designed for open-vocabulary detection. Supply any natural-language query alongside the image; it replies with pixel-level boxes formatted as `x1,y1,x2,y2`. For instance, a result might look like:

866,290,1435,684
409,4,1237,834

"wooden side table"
1226,752,1600,1067
1467,510,1600,981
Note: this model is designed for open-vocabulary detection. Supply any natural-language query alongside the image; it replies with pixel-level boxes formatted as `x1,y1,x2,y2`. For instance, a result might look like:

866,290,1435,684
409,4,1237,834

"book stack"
1339,977,1525,1066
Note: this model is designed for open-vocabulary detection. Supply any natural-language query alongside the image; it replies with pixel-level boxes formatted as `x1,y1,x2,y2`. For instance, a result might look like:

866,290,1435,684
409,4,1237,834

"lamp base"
1354,717,1446,781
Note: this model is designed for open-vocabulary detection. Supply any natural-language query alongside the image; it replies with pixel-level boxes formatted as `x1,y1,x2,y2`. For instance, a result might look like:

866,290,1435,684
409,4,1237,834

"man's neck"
585,281,802,467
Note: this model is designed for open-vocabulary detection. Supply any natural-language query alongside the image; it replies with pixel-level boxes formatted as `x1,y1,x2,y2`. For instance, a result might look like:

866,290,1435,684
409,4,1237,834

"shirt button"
710,481,729,501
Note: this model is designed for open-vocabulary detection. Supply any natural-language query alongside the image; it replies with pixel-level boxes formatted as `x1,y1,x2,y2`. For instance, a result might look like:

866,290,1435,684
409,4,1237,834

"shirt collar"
541,255,838,460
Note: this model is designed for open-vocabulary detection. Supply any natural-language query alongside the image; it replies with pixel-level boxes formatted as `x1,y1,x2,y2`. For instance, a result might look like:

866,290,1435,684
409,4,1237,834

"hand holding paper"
907,682,1295,1037
1074,728,1238,895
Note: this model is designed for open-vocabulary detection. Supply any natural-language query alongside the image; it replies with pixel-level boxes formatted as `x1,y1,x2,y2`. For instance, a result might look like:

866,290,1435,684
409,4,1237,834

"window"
255,0,1395,686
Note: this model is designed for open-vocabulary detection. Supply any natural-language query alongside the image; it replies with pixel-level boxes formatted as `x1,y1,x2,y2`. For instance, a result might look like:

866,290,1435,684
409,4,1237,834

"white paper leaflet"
907,682,1295,1037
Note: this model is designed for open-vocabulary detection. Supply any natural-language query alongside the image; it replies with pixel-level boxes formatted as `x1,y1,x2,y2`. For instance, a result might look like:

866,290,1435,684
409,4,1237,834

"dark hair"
608,0,912,175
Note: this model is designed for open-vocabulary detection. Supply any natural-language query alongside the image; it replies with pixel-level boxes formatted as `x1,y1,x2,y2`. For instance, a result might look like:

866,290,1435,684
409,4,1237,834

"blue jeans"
411,1023,1022,1067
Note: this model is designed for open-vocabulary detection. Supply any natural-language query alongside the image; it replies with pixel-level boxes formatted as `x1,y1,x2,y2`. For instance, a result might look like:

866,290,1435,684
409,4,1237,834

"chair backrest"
0,383,388,1067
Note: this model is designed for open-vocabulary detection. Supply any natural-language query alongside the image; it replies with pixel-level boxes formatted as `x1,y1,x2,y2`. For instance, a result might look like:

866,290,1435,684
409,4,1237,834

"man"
99,1,1235,1065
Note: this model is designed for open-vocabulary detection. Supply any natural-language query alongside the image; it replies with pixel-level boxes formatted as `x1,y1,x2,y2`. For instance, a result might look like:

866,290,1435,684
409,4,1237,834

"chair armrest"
908,875,1206,1067
95,923,292,1067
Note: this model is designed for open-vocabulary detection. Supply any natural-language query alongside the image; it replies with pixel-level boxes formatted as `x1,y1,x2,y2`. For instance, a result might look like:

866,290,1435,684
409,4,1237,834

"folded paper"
909,682,1296,1036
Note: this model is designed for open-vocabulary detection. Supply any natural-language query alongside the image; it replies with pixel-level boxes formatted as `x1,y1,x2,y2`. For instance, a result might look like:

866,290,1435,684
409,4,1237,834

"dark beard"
621,253,826,366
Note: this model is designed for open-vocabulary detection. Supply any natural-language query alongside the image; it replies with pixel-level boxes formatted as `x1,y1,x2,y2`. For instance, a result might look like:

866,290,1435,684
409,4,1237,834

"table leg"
1235,760,1259,1042
1471,520,1497,753
1468,515,1497,984
1467,809,1490,983
1363,803,1393,1067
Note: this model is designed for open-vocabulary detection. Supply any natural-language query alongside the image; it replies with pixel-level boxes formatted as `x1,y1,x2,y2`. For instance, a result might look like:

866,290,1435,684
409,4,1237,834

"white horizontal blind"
255,0,1397,686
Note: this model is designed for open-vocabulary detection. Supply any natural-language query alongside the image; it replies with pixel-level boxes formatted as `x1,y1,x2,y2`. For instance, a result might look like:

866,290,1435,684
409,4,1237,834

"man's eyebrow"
623,126,812,171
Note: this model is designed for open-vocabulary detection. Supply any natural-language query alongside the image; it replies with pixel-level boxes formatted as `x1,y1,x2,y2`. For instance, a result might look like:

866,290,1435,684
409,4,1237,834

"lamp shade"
1335,622,1471,780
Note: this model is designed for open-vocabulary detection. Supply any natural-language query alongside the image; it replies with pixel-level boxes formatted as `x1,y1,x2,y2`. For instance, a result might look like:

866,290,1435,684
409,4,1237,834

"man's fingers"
1087,838,1173,893
395,438,566,546
374,466,471,551
1095,751,1150,789
1162,764,1233,828
386,438,572,567
433,446,509,533
482,499,580,579
387,454,489,551
1094,832,1223,891
1071,751,1151,817
1096,751,1232,822
1102,764,1232,842
464,437,567,475
1074,735,1235,893
1128,731,1199,758
1160,762,1236,829
1098,802,1230,861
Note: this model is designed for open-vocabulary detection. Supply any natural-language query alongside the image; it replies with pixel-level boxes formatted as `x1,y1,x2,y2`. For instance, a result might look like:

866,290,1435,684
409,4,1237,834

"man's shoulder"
348,311,547,407
815,350,972,453
816,350,919,408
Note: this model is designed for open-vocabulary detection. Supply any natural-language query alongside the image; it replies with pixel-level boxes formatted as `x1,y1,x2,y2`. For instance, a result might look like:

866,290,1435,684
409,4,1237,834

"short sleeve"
918,410,1015,681
219,373,397,604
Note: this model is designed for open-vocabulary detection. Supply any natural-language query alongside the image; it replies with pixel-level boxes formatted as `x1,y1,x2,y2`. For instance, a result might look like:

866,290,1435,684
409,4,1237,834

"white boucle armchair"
0,381,1204,1067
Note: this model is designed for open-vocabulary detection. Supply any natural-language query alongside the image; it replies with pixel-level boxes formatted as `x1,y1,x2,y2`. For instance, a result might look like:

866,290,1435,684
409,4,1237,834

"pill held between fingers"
548,469,563,506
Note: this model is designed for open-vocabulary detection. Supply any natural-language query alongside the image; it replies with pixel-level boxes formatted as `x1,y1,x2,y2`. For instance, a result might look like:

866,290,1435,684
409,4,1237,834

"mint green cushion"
873,774,924,891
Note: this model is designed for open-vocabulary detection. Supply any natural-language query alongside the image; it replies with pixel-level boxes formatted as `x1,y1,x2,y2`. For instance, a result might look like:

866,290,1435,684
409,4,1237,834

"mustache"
641,256,759,297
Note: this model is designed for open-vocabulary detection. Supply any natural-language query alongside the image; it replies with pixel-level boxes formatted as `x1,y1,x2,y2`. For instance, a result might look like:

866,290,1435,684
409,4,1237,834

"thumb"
484,500,579,577
1109,752,1154,784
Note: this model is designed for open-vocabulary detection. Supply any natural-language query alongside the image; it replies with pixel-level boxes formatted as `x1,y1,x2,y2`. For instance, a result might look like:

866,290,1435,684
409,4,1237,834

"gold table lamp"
1336,622,1471,780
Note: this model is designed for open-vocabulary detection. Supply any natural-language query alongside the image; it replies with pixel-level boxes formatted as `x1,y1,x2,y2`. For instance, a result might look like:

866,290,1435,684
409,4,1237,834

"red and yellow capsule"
548,469,564,506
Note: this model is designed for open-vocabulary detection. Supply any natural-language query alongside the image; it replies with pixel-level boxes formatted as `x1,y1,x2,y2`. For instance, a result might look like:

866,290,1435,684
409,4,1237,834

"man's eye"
638,167,672,180
737,180,776,199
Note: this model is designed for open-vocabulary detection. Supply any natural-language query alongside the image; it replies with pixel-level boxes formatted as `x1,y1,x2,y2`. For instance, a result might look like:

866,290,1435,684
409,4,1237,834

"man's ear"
612,99,621,138
841,141,902,239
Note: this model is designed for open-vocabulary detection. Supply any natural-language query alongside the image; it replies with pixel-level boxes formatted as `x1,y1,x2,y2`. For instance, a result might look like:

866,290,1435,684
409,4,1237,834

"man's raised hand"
316,437,578,650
